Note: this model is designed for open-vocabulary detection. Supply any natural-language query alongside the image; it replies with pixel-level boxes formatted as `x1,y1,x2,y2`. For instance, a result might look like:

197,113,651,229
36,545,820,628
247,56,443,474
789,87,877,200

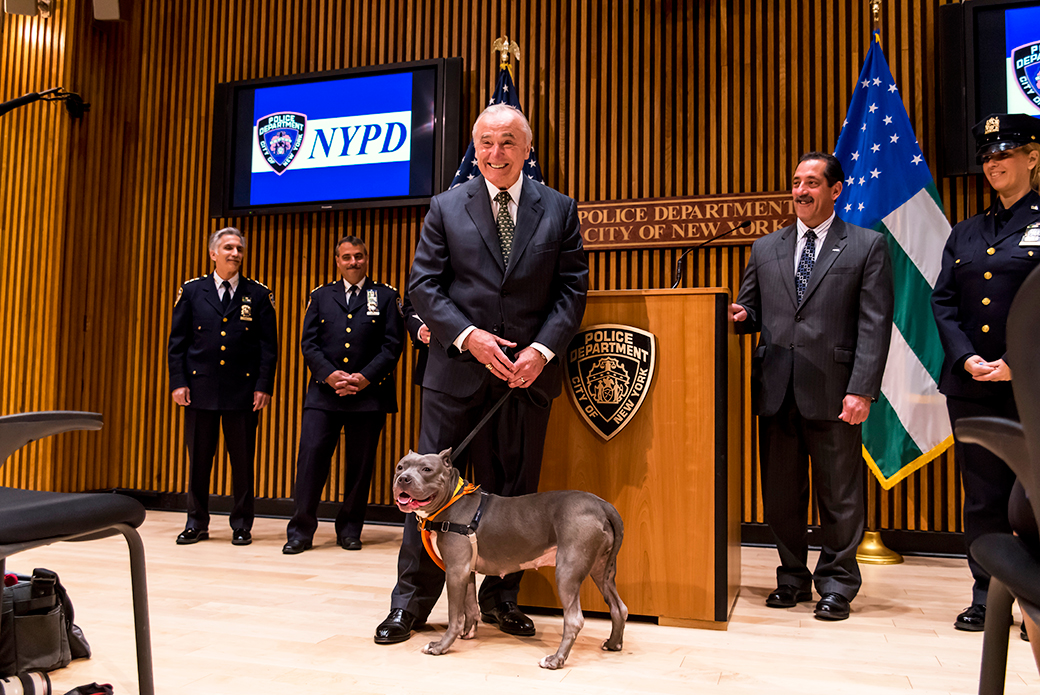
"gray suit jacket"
733,217,894,420
409,175,589,399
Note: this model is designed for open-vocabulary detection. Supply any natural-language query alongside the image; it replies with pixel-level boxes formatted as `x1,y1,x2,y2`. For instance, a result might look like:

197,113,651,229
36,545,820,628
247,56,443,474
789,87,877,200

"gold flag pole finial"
492,36,521,76
871,0,881,30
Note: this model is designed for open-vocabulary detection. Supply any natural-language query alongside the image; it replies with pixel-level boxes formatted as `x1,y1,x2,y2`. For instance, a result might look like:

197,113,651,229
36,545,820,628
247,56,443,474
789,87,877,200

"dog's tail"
603,503,624,575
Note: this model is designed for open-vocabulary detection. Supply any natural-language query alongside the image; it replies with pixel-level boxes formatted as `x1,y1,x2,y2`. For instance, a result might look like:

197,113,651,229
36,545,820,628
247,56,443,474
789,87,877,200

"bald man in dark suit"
375,103,588,644
730,152,893,621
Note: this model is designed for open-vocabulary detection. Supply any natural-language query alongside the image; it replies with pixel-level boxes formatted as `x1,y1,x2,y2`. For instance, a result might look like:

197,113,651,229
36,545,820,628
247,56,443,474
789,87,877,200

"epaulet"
251,279,271,291
183,275,204,285
379,282,399,293
174,276,203,307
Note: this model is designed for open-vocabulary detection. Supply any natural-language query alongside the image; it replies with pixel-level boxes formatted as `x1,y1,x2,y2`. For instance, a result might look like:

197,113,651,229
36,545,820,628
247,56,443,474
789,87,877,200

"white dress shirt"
794,211,835,273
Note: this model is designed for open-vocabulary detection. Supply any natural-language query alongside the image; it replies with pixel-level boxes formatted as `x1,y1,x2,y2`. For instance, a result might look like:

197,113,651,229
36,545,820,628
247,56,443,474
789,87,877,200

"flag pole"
854,1,906,567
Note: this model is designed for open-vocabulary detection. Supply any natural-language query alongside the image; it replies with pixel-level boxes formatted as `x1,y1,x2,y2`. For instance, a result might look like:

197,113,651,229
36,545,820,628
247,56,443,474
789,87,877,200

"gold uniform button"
984,272,993,280
223,317,228,323
956,259,961,264
192,370,196,375
982,298,991,305
220,359,225,365
342,357,349,363
221,331,226,336
1031,251,1036,257
197,325,202,330
987,247,996,255
345,343,350,348
246,372,250,377
347,313,353,319
346,327,352,333
982,325,990,333
220,345,226,351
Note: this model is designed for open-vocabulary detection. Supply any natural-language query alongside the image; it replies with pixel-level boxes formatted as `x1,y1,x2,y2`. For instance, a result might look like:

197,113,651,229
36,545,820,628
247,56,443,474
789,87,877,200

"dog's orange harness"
417,478,483,571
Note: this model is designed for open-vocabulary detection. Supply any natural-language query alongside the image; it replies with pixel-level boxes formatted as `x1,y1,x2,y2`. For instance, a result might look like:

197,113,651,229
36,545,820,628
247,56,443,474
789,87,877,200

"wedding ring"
520,377,526,384
486,363,494,371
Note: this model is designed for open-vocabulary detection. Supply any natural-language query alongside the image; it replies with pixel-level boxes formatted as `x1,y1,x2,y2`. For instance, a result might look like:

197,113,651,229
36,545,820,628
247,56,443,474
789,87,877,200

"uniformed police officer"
932,113,1040,631
168,227,279,546
283,236,404,554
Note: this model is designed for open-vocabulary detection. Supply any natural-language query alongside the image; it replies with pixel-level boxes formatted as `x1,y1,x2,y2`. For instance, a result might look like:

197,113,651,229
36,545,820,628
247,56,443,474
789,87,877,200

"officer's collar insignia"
566,324,656,441
986,116,1001,134
242,295,251,304
240,304,253,321
256,112,307,175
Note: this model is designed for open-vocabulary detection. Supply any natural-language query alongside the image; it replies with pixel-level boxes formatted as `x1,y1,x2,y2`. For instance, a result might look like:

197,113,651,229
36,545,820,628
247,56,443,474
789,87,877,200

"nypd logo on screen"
253,110,411,175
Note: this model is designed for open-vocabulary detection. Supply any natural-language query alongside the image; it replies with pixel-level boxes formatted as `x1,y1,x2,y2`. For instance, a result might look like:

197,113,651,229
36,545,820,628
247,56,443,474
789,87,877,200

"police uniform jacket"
168,275,279,411
301,280,404,413
932,190,1040,400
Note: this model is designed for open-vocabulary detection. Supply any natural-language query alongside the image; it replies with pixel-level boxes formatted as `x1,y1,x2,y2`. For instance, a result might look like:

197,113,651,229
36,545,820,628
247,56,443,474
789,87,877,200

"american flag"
448,67,543,189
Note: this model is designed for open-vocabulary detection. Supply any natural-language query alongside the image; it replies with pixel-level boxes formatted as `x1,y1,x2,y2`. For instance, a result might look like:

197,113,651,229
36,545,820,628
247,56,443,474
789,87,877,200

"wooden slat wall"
0,0,987,537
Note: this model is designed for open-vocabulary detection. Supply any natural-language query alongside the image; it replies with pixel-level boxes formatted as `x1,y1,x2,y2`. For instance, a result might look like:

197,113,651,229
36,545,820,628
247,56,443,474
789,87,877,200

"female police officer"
932,113,1040,632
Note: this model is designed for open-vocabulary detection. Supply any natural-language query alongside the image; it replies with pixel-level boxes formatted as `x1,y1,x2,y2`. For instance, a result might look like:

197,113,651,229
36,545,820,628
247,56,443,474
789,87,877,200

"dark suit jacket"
932,190,1040,399
300,279,404,413
734,217,894,421
401,290,429,386
168,275,278,411
409,175,588,399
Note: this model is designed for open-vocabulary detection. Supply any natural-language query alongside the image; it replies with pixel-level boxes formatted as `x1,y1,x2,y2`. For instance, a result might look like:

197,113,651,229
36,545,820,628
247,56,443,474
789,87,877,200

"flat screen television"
209,58,463,217
939,0,1040,175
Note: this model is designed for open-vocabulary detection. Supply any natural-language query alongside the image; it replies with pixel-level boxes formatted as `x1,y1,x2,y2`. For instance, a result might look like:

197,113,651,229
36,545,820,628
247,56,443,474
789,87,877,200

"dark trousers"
286,408,386,542
183,407,258,531
947,394,1019,605
390,380,553,620
758,386,865,600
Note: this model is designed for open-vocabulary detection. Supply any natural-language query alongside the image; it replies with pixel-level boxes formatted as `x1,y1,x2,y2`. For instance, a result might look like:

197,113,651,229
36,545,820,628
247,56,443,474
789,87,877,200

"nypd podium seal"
566,324,656,441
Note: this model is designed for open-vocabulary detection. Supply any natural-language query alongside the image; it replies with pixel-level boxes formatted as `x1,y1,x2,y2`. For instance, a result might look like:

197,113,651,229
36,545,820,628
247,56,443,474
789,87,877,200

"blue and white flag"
448,67,543,190
834,31,952,489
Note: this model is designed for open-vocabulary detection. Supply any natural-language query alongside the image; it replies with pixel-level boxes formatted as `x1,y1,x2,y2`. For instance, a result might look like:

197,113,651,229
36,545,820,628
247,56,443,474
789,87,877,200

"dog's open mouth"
395,491,434,512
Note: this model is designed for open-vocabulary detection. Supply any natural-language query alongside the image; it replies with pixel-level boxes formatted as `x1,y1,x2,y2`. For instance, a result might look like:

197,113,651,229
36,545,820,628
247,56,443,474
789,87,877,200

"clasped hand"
464,328,544,389
325,370,370,396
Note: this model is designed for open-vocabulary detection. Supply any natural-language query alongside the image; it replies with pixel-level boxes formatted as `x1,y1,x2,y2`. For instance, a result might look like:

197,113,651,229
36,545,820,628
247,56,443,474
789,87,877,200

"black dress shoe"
374,608,418,644
232,529,252,546
480,601,536,636
814,593,851,621
338,537,362,550
281,539,312,555
176,528,209,545
955,604,986,632
765,585,813,608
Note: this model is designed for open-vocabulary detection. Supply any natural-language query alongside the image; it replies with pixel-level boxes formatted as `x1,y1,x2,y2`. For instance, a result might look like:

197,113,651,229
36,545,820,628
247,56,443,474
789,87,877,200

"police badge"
256,112,307,175
1013,42,1040,109
566,324,657,441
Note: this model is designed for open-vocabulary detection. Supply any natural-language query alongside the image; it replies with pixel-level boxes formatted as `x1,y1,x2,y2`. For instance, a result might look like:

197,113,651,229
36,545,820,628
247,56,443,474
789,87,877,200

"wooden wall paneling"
0,0,988,540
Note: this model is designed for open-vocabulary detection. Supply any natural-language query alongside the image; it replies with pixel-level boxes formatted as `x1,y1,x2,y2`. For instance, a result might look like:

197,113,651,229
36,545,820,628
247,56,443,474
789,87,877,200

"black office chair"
954,263,1040,695
0,412,153,695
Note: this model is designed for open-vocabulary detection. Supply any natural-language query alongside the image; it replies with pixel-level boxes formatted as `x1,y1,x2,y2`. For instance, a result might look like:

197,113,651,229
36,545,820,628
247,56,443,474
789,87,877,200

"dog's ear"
407,448,415,456
439,448,452,465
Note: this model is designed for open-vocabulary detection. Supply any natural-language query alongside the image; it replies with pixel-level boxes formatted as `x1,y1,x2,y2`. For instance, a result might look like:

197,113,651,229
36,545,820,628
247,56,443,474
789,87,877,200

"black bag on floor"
0,569,90,677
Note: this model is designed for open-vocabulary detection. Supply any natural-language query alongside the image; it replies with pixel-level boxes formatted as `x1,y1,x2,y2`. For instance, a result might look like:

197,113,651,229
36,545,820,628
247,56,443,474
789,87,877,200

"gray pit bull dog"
393,448,628,669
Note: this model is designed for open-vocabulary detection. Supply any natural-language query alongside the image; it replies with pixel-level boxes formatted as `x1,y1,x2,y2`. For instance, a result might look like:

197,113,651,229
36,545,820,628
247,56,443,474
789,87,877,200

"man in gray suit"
730,152,893,621
374,103,589,644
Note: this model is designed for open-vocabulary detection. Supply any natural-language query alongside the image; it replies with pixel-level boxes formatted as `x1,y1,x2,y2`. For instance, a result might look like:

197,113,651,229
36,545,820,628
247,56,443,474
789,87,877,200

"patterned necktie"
795,229,816,303
494,190,515,266
220,280,232,311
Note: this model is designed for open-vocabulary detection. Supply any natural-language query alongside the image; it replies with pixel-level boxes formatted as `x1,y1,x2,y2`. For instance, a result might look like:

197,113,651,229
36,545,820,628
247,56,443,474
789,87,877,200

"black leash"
448,390,512,463
447,383,551,464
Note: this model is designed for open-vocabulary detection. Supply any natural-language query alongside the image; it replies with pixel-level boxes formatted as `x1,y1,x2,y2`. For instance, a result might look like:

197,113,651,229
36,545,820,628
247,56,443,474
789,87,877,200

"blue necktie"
795,229,816,303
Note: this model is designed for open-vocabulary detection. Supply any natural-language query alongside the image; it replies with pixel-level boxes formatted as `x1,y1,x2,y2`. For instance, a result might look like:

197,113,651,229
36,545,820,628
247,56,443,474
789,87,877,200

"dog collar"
418,482,486,571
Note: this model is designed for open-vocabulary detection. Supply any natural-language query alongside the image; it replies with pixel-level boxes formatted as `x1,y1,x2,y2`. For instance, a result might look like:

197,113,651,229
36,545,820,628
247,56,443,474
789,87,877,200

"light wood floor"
11,510,1039,695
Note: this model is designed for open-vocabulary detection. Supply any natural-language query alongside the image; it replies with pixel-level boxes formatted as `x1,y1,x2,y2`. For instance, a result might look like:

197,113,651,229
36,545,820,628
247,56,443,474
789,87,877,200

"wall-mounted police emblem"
566,324,656,441
256,112,307,175
1014,43,1040,109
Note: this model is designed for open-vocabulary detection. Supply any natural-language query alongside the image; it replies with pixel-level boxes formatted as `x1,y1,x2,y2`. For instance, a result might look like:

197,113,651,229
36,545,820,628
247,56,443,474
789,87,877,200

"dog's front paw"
422,641,448,655
461,622,478,640
602,638,622,652
538,654,566,670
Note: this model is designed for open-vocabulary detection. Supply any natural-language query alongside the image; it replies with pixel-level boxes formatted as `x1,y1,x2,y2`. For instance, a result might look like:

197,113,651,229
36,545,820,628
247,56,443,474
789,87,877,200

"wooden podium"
518,288,741,628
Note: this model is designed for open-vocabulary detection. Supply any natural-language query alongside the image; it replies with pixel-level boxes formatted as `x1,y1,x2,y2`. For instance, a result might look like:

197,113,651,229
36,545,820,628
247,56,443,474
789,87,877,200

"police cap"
973,113,1040,163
